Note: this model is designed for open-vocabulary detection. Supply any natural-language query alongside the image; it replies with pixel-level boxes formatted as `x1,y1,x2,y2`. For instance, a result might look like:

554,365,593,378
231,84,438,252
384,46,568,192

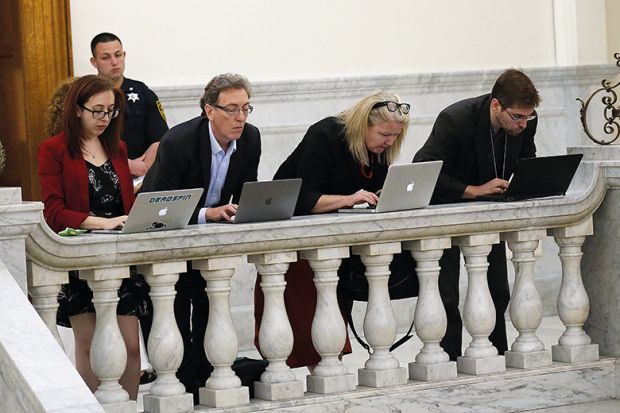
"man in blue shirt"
142,73,261,399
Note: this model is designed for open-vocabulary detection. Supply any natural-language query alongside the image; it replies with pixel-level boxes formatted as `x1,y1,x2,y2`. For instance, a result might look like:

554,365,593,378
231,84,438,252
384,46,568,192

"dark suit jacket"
141,116,261,224
275,116,387,215
37,131,135,233
413,94,537,204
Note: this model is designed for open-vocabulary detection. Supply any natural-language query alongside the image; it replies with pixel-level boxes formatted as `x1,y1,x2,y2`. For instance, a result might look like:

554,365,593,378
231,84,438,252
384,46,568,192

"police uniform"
121,77,169,159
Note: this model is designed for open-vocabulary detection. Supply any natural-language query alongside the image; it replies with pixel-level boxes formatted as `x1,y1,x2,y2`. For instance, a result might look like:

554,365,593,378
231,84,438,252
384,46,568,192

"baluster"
352,242,407,387
502,230,552,369
300,247,356,394
193,256,249,408
403,238,457,381
248,251,304,400
81,267,136,412
550,219,599,363
453,234,506,375
139,262,193,413
27,261,67,347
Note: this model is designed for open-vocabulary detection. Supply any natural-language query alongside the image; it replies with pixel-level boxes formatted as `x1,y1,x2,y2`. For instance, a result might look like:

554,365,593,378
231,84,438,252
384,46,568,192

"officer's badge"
156,100,167,121
127,92,140,103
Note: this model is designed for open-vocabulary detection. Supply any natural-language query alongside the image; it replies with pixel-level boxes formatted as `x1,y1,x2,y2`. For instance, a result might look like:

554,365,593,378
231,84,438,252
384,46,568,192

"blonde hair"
337,90,410,166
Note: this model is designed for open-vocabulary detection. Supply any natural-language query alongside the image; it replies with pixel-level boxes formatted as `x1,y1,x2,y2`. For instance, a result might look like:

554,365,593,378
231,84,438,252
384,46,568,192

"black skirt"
57,268,149,327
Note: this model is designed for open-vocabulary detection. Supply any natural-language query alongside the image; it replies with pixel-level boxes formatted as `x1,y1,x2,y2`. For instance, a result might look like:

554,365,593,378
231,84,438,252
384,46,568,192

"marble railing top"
0,200,44,239
25,160,608,273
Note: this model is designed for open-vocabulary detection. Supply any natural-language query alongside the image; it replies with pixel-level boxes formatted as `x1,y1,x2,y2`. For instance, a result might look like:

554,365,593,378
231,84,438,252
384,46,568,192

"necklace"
489,126,507,179
82,147,97,159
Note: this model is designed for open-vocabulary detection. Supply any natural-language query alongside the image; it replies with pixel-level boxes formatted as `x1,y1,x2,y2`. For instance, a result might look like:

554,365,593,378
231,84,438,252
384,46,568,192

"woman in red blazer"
37,75,144,400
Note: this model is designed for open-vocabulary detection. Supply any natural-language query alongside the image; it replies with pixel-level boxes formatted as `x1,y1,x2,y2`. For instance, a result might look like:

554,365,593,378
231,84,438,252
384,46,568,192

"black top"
121,77,169,159
413,94,537,204
86,159,124,218
275,116,387,215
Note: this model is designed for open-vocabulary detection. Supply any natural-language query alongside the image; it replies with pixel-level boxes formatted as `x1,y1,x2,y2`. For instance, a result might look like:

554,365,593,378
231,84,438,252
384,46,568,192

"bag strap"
346,310,372,354
345,307,416,354
389,316,416,352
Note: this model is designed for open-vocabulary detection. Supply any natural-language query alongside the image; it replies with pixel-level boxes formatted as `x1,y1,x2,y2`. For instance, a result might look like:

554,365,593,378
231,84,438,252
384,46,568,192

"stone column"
0,187,42,293
193,256,249,408
248,251,304,401
27,261,67,347
138,262,193,413
581,163,620,358
502,230,552,369
453,234,505,375
300,247,356,394
550,219,599,363
403,238,457,381
352,242,407,388
81,267,135,413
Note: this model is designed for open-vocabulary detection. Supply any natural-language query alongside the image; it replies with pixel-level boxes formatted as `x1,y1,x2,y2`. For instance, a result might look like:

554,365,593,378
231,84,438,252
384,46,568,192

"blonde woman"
255,90,413,368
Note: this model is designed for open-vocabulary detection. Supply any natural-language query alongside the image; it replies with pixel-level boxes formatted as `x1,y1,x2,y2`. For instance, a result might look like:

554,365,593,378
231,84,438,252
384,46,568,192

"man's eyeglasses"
79,105,120,120
497,99,537,122
212,104,254,116
372,101,411,114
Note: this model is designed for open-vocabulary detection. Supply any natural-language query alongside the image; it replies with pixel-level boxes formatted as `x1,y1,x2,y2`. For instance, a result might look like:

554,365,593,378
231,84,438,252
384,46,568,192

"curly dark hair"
46,77,77,136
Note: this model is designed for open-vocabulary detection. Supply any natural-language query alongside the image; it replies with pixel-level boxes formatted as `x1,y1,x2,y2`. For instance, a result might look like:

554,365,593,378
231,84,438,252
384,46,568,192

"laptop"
226,179,302,224
477,153,583,202
338,161,443,213
91,188,203,234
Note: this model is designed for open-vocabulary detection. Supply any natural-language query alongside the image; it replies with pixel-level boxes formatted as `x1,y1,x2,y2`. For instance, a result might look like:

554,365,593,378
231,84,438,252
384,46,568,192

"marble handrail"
25,162,604,273
22,159,610,411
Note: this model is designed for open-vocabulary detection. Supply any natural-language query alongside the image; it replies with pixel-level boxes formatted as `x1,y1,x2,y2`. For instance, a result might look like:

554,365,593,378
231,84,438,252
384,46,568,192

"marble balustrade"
21,149,620,412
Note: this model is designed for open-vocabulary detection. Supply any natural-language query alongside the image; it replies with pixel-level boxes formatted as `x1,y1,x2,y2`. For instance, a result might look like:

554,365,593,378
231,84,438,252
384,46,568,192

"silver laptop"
92,188,203,234
226,179,302,224
338,161,442,213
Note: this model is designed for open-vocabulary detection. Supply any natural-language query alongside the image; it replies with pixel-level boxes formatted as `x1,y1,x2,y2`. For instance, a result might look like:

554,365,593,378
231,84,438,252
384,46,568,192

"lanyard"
489,126,507,179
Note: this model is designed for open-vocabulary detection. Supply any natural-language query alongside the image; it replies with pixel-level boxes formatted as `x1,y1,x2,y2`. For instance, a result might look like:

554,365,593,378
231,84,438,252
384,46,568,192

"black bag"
338,252,419,301
338,251,419,352
232,357,268,398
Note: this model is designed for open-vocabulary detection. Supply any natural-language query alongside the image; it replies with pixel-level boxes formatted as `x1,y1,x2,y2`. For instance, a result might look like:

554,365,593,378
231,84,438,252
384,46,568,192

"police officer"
90,32,169,178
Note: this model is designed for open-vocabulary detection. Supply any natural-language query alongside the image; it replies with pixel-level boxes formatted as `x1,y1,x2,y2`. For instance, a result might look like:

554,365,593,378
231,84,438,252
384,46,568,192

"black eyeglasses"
212,104,254,116
79,105,120,120
496,99,536,122
372,101,411,114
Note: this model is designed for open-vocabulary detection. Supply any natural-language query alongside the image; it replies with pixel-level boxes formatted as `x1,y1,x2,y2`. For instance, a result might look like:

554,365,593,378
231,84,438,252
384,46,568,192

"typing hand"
103,215,128,230
464,178,510,198
206,204,238,222
348,189,380,207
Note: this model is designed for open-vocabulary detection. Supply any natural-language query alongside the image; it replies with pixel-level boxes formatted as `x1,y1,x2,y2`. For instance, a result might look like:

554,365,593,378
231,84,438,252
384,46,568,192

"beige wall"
606,0,620,63
71,0,609,87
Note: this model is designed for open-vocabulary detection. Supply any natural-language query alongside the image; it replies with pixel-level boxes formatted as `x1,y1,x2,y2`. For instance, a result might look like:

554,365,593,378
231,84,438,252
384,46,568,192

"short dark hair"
63,75,125,158
491,69,541,109
90,32,122,57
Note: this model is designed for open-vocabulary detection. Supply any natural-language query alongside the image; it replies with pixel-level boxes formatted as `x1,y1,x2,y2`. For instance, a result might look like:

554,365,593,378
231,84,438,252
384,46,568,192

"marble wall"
153,65,618,349
0,260,104,413
580,146,620,357
154,65,617,180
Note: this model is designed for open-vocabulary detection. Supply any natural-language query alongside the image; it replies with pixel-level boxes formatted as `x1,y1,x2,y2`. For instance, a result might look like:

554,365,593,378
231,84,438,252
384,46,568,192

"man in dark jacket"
142,73,261,399
413,68,541,360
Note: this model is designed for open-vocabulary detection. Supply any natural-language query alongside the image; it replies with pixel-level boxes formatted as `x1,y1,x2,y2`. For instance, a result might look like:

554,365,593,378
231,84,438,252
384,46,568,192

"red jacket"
37,132,135,233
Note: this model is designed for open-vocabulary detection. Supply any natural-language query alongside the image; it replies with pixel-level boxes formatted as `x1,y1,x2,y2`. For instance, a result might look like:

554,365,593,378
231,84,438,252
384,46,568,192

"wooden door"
0,0,72,201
